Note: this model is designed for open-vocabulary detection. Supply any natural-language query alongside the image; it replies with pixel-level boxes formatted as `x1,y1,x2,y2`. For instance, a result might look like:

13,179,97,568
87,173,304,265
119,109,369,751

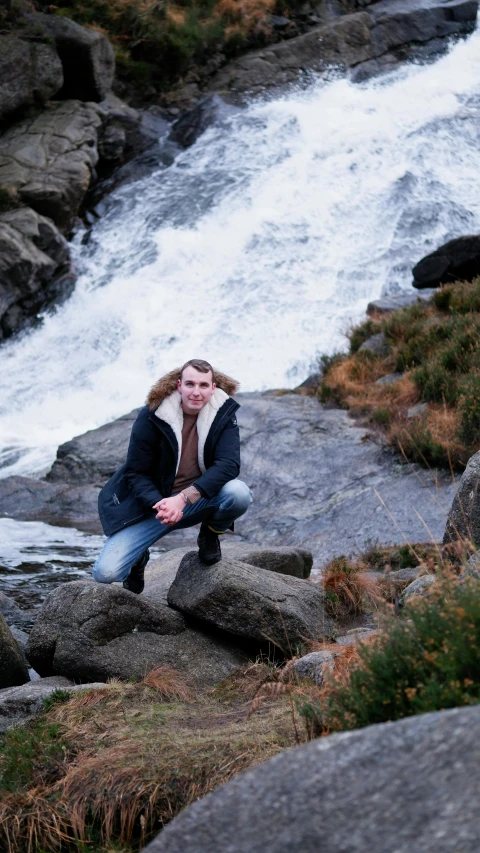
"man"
92,359,252,594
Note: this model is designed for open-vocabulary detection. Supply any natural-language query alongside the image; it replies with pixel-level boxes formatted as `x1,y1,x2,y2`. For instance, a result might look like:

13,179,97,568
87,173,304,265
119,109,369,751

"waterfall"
2,28,480,477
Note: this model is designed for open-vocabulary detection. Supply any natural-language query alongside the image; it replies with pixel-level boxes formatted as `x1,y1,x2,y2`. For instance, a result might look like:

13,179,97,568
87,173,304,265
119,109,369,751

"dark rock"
208,0,477,99
167,552,334,651
0,206,73,340
443,450,480,546
413,234,480,289
98,124,126,161
0,676,106,733
169,95,235,149
0,614,29,688
0,100,103,231
358,331,389,357
32,14,115,102
26,580,248,686
0,475,101,534
0,35,63,123
47,408,140,485
144,704,480,853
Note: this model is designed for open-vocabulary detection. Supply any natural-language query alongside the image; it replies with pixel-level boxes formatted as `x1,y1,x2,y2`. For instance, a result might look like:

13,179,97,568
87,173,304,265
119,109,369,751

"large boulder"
47,408,140,485
413,234,480,289
26,581,249,686
0,475,101,534
0,614,30,689
443,450,480,546
167,553,334,651
0,35,63,123
145,704,480,853
0,100,103,231
0,206,73,339
208,0,477,98
31,14,115,102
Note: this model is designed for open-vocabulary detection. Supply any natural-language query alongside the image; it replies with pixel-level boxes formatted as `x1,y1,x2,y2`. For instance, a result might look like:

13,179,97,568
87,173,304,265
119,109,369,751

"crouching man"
93,359,252,594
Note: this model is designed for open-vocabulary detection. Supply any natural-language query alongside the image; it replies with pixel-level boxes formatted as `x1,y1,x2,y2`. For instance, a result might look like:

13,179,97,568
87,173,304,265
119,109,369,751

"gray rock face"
443,450,480,546
208,0,477,99
0,99,103,230
0,393,457,559
413,233,480,289
0,613,30,689
33,14,115,102
47,408,141,485
0,676,106,733
25,580,248,686
0,206,73,339
167,552,334,651
144,704,480,853
0,36,63,122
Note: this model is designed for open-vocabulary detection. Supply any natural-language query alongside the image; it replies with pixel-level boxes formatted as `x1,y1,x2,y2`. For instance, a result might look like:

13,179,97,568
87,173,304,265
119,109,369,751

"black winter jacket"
98,395,240,536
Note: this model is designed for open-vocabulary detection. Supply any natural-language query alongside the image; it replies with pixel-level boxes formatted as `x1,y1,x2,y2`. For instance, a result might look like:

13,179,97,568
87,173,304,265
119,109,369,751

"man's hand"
153,495,185,526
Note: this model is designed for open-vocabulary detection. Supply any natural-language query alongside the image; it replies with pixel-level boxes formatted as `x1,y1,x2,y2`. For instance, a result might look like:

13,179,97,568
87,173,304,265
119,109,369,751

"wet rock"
0,206,73,340
0,614,30,688
208,0,477,99
358,332,389,357
169,95,235,149
0,676,106,733
32,14,115,102
443,450,480,546
290,649,337,685
0,35,63,123
413,234,480,289
26,580,247,686
0,475,101,534
167,552,334,651
144,704,480,853
0,100,103,231
399,574,436,606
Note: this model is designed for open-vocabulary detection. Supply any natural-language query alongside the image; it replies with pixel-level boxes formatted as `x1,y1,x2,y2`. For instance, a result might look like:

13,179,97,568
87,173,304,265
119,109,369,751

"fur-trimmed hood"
146,368,238,410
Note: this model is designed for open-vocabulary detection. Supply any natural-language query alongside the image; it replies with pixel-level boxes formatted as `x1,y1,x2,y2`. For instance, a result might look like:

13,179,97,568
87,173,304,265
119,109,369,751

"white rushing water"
2,29,480,477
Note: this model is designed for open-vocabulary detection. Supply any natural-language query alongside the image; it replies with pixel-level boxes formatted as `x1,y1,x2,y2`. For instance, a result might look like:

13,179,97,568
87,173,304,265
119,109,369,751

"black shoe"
197,523,222,566
123,549,150,594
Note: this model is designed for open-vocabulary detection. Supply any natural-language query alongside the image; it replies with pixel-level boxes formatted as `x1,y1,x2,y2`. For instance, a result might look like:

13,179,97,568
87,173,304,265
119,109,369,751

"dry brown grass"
215,0,274,30
322,556,383,618
0,668,299,853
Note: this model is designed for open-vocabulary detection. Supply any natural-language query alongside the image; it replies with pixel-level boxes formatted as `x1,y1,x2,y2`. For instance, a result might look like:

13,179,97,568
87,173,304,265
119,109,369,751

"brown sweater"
172,413,201,503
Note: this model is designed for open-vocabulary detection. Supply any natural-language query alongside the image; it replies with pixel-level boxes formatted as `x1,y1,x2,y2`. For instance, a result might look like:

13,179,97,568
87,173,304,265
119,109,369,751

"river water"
1,30,480,608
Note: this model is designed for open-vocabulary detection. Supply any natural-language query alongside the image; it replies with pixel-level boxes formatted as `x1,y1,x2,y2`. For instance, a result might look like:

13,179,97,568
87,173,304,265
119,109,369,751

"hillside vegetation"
319,278,480,470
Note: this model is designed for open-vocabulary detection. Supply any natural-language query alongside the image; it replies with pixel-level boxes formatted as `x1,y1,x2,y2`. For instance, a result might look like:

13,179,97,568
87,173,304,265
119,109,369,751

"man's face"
177,366,216,415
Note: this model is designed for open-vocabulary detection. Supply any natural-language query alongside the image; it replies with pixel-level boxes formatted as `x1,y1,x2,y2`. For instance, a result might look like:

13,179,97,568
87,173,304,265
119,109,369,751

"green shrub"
458,371,480,445
348,319,381,354
300,579,480,734
371,406,392,426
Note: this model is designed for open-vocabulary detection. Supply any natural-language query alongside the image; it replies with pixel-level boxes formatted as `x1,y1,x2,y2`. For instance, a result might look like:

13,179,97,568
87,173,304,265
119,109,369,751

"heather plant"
300,578,480,735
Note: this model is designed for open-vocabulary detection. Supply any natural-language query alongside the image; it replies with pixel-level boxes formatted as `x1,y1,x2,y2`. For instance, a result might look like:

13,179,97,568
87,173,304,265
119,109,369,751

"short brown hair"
180,359,216,384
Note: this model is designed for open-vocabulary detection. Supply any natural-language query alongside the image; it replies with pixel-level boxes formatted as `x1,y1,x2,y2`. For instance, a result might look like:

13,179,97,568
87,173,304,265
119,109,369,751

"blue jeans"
92,479,253,584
